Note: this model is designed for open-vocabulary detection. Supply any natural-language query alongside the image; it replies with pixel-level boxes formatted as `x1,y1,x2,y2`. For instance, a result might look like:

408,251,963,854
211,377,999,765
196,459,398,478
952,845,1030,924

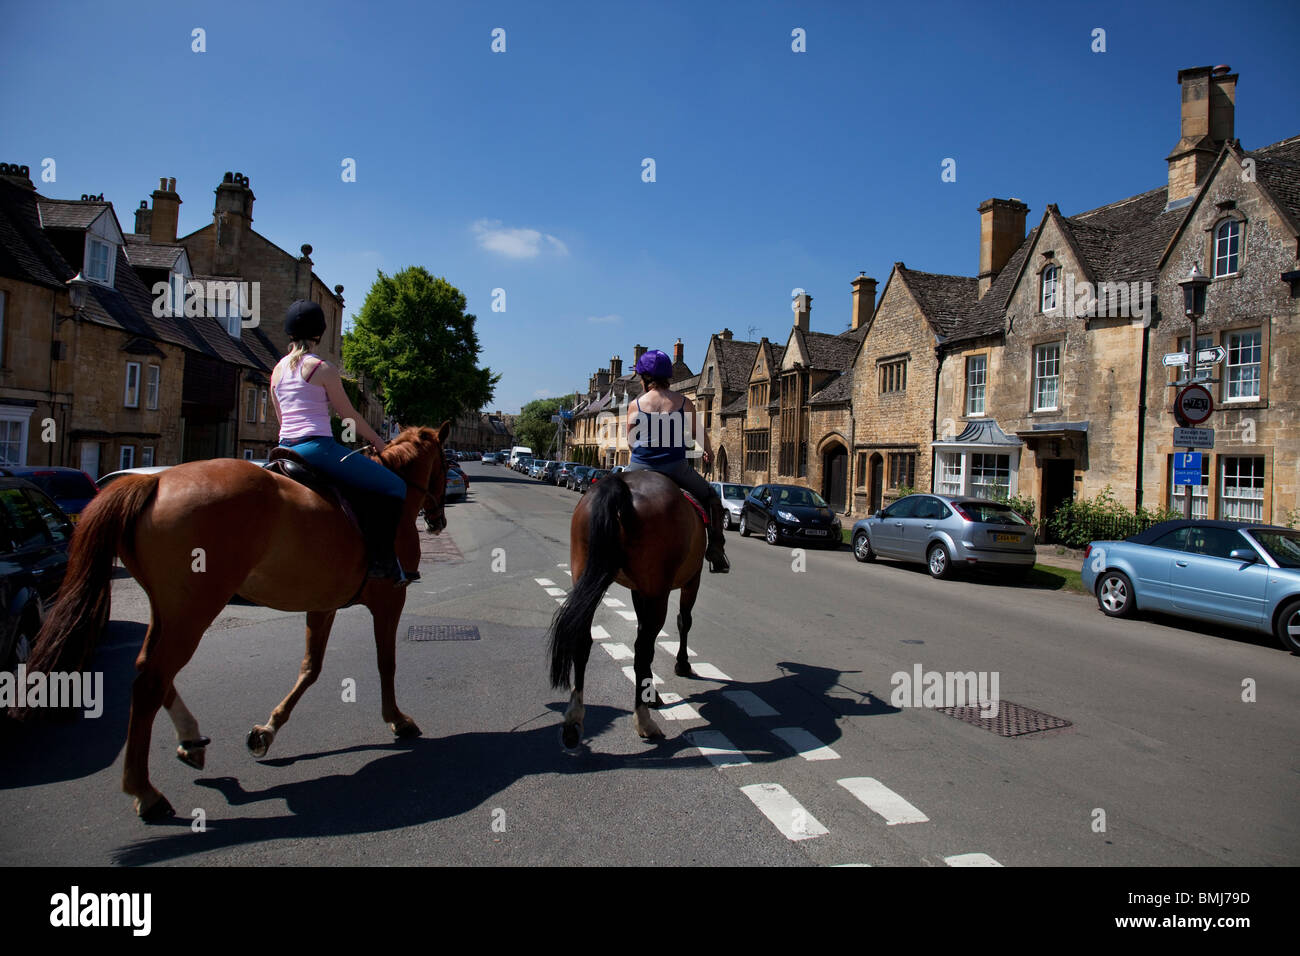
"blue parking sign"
1173,452,1202,486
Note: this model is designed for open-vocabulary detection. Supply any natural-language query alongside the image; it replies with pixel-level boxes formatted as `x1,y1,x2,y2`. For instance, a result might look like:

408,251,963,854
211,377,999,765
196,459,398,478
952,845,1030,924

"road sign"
1176,384,1214,425
1162,351,1189,367
1173,427,1214,448
1196,346,1227,366
1173,452,1203,486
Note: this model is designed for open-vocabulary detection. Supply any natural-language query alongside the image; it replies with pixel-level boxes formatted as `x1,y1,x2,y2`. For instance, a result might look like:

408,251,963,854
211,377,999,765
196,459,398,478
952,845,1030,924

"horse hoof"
675,662,696,678
561,723,582,749
176,744,206,770
391,719,421,739
246,728,273,758
139,795,175,823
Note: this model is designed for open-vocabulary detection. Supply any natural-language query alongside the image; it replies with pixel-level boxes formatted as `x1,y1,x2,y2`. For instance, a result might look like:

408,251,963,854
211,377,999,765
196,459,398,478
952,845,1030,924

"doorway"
1041,459,1076,542
823,446,847,512
869,454,884,514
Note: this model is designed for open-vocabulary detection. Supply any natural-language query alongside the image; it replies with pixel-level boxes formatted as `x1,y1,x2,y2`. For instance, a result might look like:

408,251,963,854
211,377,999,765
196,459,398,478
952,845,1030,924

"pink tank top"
275,355,332,441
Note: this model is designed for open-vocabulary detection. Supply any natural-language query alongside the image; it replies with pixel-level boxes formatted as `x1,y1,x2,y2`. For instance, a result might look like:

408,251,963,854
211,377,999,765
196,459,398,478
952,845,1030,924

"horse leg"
165,683,210,770
371,597,419,737
247,609,335,758
630,591,669,740
561,630,593,749
675,569,701,678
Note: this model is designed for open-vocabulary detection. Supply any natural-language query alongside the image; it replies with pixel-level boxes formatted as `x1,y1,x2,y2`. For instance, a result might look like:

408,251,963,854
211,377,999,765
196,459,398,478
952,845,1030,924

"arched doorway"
868,453,884,514
823,444,848,512
716,446,729,483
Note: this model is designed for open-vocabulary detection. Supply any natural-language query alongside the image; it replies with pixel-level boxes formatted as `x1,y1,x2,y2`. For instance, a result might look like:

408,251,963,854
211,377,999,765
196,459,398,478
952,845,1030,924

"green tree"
342,267,498,428
515,397,568,455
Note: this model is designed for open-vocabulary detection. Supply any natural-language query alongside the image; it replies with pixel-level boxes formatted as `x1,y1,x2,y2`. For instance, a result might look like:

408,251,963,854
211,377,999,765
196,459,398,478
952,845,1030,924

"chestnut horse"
24,424,450,821
548,470,706,747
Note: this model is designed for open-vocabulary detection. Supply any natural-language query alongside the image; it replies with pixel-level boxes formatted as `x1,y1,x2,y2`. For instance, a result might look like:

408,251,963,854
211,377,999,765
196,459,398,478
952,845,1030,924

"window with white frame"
124,362,141,407
243,448,254,460
146,365,160,409
1169,454,1210,518
1219,456,1264,521
1033,343,1061,411
1225,329,1261,401
969,453,1011,499
119,445,136,470
141,446,155,467
1041,265,1060,312
965,354,986,416
0,418,25,465
937,452,964,497
1214,220,1241,277
86,238,113,283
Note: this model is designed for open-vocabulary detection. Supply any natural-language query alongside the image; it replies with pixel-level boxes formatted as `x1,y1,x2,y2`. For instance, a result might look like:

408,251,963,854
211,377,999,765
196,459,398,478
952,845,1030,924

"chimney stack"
213,171,255,274
1167,65,1237,204
150,176,182,244
610,354,622,379
720,328,733,341
851,274,877,331
0,163,35,189
134,199,152,236
673,338,684,365
793,293,811,333
634,344,647,367
977,198,1029,299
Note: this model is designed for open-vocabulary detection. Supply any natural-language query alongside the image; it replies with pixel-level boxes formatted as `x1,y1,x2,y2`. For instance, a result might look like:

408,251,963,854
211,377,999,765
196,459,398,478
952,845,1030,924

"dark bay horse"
548,470,706,747
23,424,450,821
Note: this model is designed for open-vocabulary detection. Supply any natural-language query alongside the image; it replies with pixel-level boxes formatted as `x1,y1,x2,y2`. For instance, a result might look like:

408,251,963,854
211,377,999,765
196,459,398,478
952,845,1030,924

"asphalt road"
1,461,1296,867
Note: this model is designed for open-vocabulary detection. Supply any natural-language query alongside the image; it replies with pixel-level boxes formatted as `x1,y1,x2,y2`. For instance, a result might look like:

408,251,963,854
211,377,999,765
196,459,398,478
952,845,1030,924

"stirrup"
707,549,731,573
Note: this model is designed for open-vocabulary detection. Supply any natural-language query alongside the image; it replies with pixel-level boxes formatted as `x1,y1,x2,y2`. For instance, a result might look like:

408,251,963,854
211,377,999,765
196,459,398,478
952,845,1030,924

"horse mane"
376,426,442,471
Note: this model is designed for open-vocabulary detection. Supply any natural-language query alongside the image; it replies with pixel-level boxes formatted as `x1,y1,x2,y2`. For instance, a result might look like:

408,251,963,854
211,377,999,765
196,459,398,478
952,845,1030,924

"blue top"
629,395,687,466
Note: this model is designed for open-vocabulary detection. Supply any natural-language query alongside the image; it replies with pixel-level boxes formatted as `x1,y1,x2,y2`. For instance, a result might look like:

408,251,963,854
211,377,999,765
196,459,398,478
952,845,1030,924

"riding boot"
364,497,408,588
705,499,731,573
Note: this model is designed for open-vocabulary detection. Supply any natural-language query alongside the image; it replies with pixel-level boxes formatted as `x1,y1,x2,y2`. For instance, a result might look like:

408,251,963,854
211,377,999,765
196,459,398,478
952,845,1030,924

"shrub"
1047,486,1180,549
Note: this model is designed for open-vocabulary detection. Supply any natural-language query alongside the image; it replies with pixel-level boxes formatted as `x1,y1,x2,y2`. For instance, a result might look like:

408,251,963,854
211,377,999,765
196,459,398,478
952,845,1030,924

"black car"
0,466,98,523
738,483,842,547
0,478,73,673
567,465,593,490
577,468,609,493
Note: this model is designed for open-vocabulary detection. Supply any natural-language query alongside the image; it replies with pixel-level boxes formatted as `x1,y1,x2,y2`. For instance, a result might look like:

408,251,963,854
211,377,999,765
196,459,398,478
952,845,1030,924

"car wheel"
926,542,953,579
1274,598,1300,653
1096,570,1136,618
853,531,875,563
739,512,750,537
722,511,733,530
765,520,780,546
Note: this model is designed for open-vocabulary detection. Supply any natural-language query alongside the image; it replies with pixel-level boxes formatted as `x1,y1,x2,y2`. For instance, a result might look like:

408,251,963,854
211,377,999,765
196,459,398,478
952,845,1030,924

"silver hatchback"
851,493,1036,579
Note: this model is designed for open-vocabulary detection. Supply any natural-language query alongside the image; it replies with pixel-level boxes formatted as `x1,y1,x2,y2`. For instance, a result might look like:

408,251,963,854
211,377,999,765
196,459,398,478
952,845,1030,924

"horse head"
378,420,452,533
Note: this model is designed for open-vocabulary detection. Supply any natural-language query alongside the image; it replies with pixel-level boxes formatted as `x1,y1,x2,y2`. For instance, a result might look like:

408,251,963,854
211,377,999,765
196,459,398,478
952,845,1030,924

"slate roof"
1065,186,1183,285
793,327,865,371
933,419,1022,447
713,338,760,390
895,267,980,338
1249,135,1300,231
123,233,185,269
36,198,109,231
949,225,1040,344
808,373,851,405
0,180,69,289
720,394,748,416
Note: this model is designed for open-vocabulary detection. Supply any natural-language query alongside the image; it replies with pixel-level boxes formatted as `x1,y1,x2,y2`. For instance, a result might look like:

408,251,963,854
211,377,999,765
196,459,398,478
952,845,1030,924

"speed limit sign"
1176,384,1214,425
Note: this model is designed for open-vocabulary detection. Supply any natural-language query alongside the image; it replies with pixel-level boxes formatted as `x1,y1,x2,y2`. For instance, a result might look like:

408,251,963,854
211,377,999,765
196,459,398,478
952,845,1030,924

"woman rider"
270,300,412,586
623,349,730,573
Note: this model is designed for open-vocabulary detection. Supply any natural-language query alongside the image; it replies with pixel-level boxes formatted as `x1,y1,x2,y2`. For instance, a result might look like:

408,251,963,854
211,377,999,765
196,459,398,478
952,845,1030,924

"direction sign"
1176,384,1214,425
1196,346,1227,366
1173,452,1203,486
1162,351,1188,367
1173,427,1214,448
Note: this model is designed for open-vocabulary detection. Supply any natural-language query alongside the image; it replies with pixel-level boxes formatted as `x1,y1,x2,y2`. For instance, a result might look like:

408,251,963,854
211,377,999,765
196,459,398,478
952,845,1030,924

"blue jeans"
624,458,718,508
279,436,406,500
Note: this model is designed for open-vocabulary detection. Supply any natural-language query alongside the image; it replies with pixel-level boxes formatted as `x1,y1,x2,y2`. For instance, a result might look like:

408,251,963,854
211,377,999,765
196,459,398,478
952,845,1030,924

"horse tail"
24,474,160,683
549,473,637,689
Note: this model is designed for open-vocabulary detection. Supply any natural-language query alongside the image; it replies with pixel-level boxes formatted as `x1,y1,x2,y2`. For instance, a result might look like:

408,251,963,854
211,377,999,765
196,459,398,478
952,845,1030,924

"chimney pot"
673,338,684,365
851,275,878,331
793,293,811,333
149,176,182,244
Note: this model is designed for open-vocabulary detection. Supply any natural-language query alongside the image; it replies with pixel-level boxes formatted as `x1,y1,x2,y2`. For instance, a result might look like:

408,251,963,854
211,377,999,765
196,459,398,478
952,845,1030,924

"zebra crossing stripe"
621,666,663,686
545,587,566,596
740,783,828,841
601,643,634,660
616,610,638,621
657,641,698,658
771,727,840,761
685,730,750,768
657,692,700,720
534,578,555,587
722,690,778,717
590,625,611,641
836,777,929,825
691,663,731,681
944,853,1002,867
603,597,626,608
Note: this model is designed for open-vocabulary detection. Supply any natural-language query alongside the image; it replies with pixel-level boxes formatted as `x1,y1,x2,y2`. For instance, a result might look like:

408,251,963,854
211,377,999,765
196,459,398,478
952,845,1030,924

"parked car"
0,478,73,673
738,484,841,547
528,460,547,479
851,493,1035,579
555,462,581,487
509,446,534,468
577,468,609,494
445,466,467,500
483,453,500,465
610,465,626,475
0,466,98,523
540,461,561,483
95,465,172,490
567,465,593,490
1080,519,1300,652
710,481,754,530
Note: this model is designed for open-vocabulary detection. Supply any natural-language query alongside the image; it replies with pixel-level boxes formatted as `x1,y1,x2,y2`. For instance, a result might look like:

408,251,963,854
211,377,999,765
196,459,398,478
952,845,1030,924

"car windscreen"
722,485,751,500
1251,530,1300,568
776,488,827,508
23,472,97,500
958,501,1029,525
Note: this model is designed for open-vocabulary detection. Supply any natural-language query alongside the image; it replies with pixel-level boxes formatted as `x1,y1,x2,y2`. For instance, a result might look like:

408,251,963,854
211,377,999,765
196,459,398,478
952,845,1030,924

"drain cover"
406,624,480,642
936,699,1071,737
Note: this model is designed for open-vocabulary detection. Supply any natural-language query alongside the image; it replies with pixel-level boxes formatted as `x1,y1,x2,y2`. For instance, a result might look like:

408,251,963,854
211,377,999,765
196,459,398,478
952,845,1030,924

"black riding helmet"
284,299,326,341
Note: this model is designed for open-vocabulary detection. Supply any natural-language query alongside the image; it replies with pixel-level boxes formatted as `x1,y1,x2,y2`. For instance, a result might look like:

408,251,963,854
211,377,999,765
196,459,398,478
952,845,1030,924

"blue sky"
4,0,1297,414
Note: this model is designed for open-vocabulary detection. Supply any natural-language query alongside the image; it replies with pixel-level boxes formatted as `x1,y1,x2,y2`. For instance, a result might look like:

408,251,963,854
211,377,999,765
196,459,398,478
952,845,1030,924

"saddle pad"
681,490,708,524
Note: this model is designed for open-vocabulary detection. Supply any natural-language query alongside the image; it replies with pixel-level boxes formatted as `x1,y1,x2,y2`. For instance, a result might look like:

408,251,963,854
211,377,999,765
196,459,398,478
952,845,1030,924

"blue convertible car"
1080,520,1300,652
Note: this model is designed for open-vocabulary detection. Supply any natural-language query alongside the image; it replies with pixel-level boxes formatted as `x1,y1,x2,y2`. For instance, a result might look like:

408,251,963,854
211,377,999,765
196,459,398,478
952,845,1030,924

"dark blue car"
0,466,98,524
737,483,841,547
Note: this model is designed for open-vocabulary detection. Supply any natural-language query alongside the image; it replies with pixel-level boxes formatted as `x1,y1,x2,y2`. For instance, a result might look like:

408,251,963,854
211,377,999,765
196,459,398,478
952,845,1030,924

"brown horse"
23,423,450,821
548,470,706,747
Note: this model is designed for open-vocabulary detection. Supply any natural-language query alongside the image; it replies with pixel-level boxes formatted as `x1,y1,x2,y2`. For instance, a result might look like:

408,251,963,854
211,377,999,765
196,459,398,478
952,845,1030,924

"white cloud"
587,313,622,324
472,219,569,259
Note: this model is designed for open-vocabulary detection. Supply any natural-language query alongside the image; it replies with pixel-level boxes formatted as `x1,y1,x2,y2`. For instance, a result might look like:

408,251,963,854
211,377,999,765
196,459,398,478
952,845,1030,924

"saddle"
680,490,708,525
263,447,365,529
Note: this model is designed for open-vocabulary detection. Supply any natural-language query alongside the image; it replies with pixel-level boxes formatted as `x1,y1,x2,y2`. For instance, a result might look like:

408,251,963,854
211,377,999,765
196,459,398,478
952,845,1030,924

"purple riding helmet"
634,349,674,380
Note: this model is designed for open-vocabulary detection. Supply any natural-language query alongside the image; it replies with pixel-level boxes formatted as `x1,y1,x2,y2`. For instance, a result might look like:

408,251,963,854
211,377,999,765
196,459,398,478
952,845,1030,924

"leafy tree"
343,267,498,428
515,397,567,455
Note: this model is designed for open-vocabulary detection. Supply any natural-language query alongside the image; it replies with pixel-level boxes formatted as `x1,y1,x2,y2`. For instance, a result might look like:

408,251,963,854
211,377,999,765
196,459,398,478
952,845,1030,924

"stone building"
691,329,758,483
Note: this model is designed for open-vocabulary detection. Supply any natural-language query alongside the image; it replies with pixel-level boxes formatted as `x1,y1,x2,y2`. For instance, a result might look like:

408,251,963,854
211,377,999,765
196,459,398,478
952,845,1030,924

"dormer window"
85,237,115,285
1214,220,1241,277
1040,265,1060,312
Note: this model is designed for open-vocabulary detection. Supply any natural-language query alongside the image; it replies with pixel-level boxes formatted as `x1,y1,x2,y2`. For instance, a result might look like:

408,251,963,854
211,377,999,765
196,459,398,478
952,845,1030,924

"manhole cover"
936,699,1071,737
406,624,480,642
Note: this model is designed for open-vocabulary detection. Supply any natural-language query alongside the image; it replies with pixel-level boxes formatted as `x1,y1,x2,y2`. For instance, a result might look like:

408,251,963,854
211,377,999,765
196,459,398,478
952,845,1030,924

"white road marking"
603,598,626,607
722,690,778,717
555,598,565,604
534,578,555,587
657,641,698,657
601,643,634,660
691,663,731,681
837,778,929,825
944,853,1002,867
771,727,840,761
657,629,669,638
621,666,663,685
562,570,572,576
657,692,700,720
590,625,611,641
686,730,750,768
616,610,638,621
545,587,566,596
740,783,827,840
556,563,568,568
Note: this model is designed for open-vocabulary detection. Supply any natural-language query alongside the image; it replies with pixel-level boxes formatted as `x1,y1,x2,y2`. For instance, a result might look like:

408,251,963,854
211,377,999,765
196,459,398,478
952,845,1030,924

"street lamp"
1176,263,1212,518
58,272,91,323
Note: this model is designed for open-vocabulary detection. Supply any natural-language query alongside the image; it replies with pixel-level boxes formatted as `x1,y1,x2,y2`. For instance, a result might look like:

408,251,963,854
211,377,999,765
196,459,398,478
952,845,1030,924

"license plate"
69,514,79,524
994,533,1020,543
805,529,828,536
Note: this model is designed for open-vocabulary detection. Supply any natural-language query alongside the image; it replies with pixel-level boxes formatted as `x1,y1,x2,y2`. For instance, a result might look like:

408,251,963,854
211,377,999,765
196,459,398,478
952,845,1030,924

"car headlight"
776,510,799,523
